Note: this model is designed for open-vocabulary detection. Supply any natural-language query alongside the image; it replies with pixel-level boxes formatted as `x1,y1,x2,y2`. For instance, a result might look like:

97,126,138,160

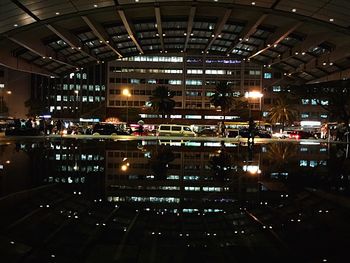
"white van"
157,124,196,137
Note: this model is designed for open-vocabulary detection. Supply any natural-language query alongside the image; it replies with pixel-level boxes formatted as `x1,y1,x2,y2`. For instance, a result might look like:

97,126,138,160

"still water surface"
0,138,349,263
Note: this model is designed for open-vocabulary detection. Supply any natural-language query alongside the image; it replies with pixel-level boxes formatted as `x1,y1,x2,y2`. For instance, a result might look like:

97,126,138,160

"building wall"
107,55,263,124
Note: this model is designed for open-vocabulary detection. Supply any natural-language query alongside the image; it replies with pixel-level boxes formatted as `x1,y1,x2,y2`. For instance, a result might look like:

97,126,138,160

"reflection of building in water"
261,142,329,180
43,140,105,197
105,141,263,212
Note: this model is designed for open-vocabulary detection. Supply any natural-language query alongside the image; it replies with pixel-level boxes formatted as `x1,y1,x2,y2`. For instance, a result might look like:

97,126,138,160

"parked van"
157,124,196,137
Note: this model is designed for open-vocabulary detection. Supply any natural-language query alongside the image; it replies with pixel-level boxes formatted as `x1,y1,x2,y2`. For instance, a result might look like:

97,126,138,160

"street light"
122,88,131,124
245,91,263,117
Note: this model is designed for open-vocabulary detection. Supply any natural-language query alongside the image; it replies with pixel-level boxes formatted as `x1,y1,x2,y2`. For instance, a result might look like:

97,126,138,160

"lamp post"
122,88,131,124
244,91,263,119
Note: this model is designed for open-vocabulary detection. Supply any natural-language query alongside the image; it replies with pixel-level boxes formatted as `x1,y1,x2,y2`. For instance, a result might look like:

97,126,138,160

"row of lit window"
119,56,183,63
301,113,328,119
299,160,327,167
47,176,85,184
109,185,223,192
61,84,105,91
107,196,180,203
54,154,103,161
301,99,329,105
109,78,259,87
55,95,105,102
138,114,239,120
58,165,103,172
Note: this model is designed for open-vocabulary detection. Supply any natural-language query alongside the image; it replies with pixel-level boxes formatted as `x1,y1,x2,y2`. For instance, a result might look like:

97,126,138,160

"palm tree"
149,86,176,119
210,82,246,135
268,94,298,131
210,81,235,117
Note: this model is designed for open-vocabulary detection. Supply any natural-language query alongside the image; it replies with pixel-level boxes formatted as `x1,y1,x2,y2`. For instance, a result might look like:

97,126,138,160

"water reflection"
0,138,350,262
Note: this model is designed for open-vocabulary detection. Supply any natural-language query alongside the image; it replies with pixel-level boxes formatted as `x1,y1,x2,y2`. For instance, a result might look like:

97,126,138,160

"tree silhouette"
148,145,175,180
268,94,298,131
149,86,176,119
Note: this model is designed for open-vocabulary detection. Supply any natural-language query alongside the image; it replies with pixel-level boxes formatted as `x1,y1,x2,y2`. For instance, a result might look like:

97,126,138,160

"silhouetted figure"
247,118,256,146
138,124,144,136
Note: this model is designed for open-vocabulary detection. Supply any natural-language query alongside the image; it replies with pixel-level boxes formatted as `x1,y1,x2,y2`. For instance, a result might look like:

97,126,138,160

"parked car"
157,124,196,137
272,131,292,139
289,130,316,139
92,123,130,135
196,128,218,137
227,128,271,138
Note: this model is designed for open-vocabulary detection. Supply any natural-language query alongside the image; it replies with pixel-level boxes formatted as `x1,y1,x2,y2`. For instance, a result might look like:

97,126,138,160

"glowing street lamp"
245,91,263,117
122,88,131,124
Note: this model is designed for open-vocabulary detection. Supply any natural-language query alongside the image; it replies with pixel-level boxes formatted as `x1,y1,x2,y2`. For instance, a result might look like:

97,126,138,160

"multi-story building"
30,64,107,119
107,55,263,125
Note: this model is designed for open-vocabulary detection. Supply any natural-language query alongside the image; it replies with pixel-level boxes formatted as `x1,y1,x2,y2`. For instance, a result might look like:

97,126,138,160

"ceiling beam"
6,35,77,69
46,24,98,61
81,16,123,58
249,22,303,59
155,5,165,52
204,9,232,53
271,33,328,66
184,5,196,52
0,46,56,77
307,68,350,84
117,9,144,54
296,42,350,73
226,14,267,55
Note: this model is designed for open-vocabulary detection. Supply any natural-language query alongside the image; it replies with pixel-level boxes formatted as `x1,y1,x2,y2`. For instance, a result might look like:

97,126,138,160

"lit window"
300,160,307,166
185,115,201,119
301,113,309,118
56,95,61,101
301,99,309,105
0,84,4,88
264,72,272,79
272,86,281,92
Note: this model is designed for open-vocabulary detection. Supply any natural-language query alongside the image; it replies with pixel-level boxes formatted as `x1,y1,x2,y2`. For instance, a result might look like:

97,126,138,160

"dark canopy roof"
1,0,350,83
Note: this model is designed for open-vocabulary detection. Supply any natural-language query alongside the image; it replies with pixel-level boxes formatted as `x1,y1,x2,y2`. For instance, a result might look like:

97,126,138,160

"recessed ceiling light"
329,62,333,66
301,52,306,55
13,24,18,27
135,0,139,2
162,33,166,36
55,12,60,15
106,40,109,43
184,32,187,36
329,18,334,22
93,4,98,8
292,8,296,12
211,34,215,37
190,33,194,36
251,2,256,5
214,0,218,2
